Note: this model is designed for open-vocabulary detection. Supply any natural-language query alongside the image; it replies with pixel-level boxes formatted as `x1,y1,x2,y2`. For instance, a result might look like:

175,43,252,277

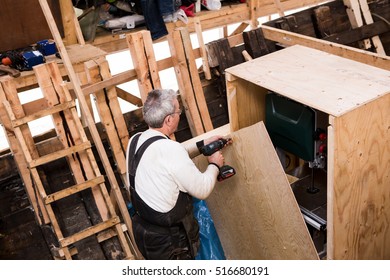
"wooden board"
225,45,390,117
194,122,318,259
261,25,390,71
328,93,390,259
0,0,63,52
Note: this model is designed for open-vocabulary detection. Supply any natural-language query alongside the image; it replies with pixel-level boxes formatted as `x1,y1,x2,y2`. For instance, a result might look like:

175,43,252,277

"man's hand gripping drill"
199,137,236,181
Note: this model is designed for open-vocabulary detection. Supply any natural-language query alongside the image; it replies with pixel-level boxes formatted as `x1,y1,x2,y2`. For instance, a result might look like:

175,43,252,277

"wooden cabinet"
224,45,390,259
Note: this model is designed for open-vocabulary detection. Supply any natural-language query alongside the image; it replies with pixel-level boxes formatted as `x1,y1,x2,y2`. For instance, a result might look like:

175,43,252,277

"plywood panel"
330,94,390,259
194,122,318,259
0,0,63,52
225,45,390,117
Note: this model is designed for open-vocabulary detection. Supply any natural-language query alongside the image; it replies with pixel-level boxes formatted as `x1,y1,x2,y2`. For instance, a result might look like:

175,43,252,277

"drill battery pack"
217,165,236,182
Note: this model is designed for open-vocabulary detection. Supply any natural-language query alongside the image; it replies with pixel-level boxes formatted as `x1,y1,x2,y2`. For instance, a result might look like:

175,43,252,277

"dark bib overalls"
127,134,200,260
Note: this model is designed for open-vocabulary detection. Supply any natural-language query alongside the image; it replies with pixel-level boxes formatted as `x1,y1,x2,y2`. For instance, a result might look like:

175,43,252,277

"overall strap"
128,134,165,190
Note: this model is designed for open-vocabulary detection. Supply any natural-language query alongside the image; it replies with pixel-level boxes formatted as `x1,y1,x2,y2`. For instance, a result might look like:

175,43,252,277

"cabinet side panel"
332,94,390,259
226,79,267,131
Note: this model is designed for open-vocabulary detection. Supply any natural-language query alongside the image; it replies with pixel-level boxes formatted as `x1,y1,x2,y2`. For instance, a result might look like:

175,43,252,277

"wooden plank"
66,44,107,65
194,122,318,259
91,1,326,54
330,94,390,259
179,28,213,132
59,0,78,45
141,30,162,90
274,0,285,17
326,117,335,260
115,87,142,107
126,32,154,102
343,0,372,49
249,0,258,28
261,25,390,71
225,45,390,117
12,100,75,127
358,0,386,55
226,74,267,132
28,142,91,168
323,20,390,45
38,0,137,259
60,217,120,247
95,57,129,152
194,18,211,80
82,69,138,96
230,22,250,36
168,28,205,136
44,176,105,204
85,59,127,178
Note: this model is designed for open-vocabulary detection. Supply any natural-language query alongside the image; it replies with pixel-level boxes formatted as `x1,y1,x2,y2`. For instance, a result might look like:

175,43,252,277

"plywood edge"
327,116,336,260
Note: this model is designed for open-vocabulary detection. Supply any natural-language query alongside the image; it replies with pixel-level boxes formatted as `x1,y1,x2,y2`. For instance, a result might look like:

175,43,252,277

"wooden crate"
223,45,390,259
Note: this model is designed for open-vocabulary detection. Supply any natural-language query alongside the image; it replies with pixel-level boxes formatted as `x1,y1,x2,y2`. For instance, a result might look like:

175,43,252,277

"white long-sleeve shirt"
126,129,219,213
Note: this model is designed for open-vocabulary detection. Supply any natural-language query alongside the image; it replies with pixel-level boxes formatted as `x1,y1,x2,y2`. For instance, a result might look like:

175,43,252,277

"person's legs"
140,0,168,40
158,0,178,16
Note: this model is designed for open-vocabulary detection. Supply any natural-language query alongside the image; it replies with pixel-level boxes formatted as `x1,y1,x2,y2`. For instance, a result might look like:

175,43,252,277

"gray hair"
143,89,178,128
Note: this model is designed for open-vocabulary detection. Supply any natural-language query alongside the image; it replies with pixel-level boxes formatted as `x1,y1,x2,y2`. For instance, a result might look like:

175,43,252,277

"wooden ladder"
0,63,134,259
36,0,142,258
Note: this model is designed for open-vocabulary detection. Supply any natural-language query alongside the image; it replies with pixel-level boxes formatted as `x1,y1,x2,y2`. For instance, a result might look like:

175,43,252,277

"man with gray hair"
126,89,229,260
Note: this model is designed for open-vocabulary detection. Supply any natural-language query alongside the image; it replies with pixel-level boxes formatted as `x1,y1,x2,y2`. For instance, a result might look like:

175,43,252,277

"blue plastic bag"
193,198,226,260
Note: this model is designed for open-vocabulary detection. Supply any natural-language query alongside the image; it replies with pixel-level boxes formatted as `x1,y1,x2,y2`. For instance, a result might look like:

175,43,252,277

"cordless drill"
199,139,236,181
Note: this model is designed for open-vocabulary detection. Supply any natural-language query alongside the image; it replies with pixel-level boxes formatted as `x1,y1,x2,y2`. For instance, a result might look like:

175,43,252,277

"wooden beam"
168,28,205,136
323,20,390,45
343,0,372,49
358,0,386,54
261,25,390,71
115,87,142,107
126,31,161,103
274,0,285,17
59,0,78,45
95,57,129,151
249,0,259,28
85,60,127,180
230,22,250,36
194,18,212,80
179,28,213,132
